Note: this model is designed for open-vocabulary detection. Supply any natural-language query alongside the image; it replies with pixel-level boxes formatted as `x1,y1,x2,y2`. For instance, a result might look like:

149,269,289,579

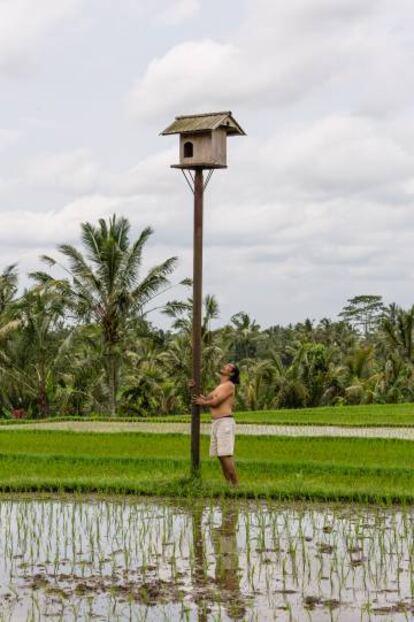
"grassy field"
0,429,412,503
148,402,414,426
3,402,414,427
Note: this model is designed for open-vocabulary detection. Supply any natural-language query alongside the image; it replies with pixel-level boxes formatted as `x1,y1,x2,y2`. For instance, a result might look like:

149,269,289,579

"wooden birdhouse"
161,111,245,169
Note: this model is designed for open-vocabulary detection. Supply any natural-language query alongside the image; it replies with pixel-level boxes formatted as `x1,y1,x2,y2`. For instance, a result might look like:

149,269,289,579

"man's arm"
194,384,233,407
188,379,213,400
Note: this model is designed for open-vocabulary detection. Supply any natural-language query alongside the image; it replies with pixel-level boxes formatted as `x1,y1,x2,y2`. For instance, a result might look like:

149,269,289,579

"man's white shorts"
209,417,236,457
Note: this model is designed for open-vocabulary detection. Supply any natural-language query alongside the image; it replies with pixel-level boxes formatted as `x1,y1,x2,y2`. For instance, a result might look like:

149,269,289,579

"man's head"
220,362,240,385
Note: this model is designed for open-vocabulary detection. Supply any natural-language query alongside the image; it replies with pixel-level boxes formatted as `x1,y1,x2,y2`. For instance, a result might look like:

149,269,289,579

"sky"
1,0,414,329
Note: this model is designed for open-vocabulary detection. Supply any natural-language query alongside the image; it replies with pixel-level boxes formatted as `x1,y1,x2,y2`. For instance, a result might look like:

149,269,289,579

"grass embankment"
0,430,412,503
3,402,414,427
148,402,414,427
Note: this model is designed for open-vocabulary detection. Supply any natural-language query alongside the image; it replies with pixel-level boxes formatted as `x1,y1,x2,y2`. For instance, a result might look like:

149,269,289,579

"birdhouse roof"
160,111,245,136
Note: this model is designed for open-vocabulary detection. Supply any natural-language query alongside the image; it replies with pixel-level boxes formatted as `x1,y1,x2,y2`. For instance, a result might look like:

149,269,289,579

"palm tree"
33,215,177,416
382,305,414,362
224,311,262,362
0,265,21,414
121,340,164,416
332,345,379,404
236,359,274,410
271,346,309,408
162,293,224,404
236,346,309,410
0,265,18,314
0,265,20,344
0,280,70,417
18,283,68,416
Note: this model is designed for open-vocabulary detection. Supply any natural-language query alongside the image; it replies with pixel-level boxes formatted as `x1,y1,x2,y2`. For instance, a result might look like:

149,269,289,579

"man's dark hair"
229,364,240,385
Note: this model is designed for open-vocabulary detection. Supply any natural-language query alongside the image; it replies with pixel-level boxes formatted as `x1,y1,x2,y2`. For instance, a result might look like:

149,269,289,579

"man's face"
220,363,234,377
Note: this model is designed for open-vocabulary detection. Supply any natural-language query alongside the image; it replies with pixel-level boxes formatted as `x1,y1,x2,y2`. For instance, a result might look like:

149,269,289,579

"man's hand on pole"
192,394,207,406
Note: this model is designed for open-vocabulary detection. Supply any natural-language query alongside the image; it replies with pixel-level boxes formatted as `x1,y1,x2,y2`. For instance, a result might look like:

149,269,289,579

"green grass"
0,429,412,503
3,402,414,427
147,402,414,426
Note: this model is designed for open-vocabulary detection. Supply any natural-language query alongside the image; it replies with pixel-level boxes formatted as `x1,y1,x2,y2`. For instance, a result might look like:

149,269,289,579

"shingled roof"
161,111,245,136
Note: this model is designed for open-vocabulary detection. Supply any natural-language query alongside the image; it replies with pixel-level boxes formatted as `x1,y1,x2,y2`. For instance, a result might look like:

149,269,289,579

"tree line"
0,215,412,418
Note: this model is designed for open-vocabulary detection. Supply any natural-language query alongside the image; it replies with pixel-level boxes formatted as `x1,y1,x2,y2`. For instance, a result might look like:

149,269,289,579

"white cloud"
120,0,199,25
2,1,414,325
27,149,99,194
260,115,414,199
129,40,243,120
0,128,23,152
0,195,130,249
154,0,200,25
128,0,387,121
0,0,80,73
106,147,179,196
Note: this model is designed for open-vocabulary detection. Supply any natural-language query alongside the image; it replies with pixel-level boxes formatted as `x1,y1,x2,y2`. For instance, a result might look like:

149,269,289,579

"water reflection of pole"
212,506,246,621
190,503,246,621
191,504,208,622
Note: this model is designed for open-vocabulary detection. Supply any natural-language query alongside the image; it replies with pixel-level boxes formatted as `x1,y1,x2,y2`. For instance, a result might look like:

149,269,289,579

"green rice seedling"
0,497,413,619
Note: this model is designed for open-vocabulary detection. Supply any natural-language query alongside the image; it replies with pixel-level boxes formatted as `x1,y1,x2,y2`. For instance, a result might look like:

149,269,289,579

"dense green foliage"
0,430,412,502
0,215,413,418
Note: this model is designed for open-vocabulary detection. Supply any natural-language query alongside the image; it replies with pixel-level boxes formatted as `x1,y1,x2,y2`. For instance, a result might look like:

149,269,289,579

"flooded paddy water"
0,498,412,621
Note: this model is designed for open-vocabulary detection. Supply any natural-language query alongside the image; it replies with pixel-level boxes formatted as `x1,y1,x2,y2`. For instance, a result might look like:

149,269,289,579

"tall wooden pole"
191,168,203,475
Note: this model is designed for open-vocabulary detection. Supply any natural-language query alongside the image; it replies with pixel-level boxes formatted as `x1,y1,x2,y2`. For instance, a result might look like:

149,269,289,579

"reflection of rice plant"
0,499,413,619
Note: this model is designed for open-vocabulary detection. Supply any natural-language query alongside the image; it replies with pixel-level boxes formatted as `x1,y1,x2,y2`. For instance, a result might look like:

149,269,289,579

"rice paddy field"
0,404,413,620
146,402,414,427
0,497,413,621
3,402,414,427
0,429,412,502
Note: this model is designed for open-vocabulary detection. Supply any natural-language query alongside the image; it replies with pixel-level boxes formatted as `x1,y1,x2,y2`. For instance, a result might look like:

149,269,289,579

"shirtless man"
192,363,240,486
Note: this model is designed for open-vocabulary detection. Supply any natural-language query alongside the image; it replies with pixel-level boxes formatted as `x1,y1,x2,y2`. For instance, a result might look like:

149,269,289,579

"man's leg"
218,456,238,486
218,456,232,483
